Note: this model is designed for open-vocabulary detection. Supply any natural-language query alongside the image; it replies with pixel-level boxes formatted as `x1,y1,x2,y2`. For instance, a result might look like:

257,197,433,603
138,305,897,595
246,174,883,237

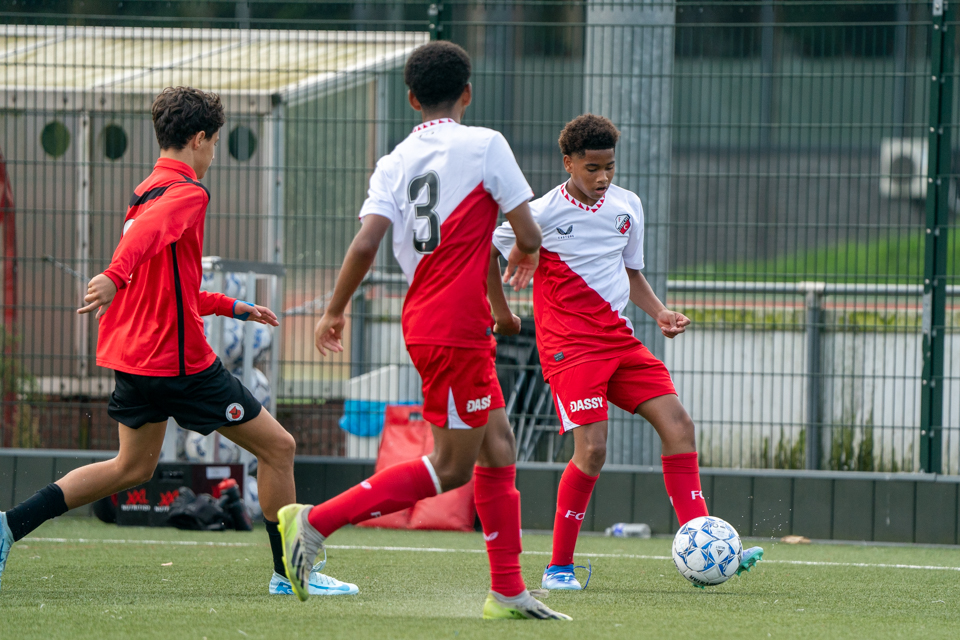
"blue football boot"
737,546,764,576
541,562,592,590
269,562,358,596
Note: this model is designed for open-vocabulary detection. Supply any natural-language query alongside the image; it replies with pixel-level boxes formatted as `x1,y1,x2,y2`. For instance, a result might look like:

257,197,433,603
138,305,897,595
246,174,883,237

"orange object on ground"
357,405,476,532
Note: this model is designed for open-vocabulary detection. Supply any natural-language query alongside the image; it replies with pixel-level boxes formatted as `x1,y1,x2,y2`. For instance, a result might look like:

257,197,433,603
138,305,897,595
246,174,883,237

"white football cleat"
269,566,358,596
540,564,582,590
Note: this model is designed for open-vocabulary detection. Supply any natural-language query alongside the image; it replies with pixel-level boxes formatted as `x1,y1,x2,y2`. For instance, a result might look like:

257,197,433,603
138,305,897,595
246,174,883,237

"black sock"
264,519,286,576
7,483,69,541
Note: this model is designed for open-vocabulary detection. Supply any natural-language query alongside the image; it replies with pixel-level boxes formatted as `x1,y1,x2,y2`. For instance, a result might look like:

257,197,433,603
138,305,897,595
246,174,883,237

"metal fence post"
803,284,825,470
428,3,443,41
350,287,367,379
920,0,954,474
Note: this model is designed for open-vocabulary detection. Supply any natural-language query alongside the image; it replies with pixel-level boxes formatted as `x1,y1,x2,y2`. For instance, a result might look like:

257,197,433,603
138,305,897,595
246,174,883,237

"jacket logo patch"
615,214,631,234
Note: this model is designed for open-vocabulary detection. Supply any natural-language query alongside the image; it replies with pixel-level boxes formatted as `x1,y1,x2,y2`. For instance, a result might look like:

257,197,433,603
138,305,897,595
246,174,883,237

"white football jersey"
492,182,645,378
360,118,533,348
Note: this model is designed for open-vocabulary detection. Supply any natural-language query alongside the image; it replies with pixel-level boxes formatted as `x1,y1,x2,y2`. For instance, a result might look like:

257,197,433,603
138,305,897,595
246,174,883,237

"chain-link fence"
0,1,956,473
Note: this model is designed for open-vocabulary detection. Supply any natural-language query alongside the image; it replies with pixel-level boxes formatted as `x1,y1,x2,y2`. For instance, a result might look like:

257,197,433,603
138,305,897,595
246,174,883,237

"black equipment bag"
166,487,232,531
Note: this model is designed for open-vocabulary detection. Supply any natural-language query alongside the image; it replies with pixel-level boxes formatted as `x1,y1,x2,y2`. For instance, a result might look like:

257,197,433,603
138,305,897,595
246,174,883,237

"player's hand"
315,312,346,356
77,274,118,319
657,309,691,339
494,314,521,336
503,244,538,292
234,302,279,327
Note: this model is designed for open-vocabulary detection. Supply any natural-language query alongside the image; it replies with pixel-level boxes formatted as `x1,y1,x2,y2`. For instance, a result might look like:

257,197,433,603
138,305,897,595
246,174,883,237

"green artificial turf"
678,229,960,284
1,518,959,640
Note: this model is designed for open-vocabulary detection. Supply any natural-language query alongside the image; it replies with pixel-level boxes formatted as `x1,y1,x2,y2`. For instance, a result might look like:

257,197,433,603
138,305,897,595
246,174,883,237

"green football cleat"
737,546,764,576
482,590,572,621
277,503,326,602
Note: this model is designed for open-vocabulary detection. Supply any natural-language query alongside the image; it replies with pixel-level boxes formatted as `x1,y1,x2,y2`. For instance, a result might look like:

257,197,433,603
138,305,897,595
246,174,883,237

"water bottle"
605,523,651,538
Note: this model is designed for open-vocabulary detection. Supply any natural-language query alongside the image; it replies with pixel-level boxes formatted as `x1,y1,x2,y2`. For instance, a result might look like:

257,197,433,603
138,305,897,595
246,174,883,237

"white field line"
28,537,262,548
25,538,960,573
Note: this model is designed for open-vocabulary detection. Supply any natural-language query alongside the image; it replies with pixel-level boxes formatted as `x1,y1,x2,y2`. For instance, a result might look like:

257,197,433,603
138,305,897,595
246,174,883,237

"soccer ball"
220,319,272,369
200,271,246,300
245,476,262,521
216,435,242,463
224,272,247,300
672,516,743,587
221,317,245,368
231,366,272,407
249,324,273,360
184,431,211,462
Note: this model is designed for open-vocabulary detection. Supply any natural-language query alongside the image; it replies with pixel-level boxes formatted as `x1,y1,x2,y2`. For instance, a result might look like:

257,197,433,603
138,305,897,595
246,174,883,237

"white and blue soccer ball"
184,431,211,462
249,324,273,361
224,272,247,300
245,476,262,521
672,516,743,587
221,317,245,368
216,435,242,463
200,271,246,300
219,319,272,368
231,366,272,407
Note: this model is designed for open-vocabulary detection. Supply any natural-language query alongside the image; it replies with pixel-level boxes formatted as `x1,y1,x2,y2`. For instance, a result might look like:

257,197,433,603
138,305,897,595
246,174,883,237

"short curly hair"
558,114,620,157
151,87,225,150
404,42,472,109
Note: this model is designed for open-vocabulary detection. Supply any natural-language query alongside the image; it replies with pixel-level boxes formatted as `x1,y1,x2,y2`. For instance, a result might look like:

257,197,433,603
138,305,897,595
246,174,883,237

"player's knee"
277,429,297,461
582,440,607,468
436,463,474,492
117,458,156,487
260,429,296,466
678,412,696,444
665,412,697,450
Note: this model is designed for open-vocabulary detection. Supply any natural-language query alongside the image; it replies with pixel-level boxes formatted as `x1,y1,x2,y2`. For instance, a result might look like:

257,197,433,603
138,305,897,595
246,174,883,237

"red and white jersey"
492,182,645,380
360,118,533,348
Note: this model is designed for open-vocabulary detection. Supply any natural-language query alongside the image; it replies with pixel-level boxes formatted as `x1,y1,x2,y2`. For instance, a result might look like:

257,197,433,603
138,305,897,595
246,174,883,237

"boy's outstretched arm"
626,267,691,339
504,202,541,255
315,215,392,356
487,247,521,336
500,201,541,291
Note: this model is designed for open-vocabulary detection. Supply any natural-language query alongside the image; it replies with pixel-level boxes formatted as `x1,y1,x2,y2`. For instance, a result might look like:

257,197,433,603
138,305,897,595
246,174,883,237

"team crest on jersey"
615,214,631,234
226,403,244,422
556,225,574,240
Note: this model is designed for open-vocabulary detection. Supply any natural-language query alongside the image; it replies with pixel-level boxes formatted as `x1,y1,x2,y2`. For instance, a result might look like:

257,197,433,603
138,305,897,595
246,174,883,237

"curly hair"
558,114,620,157
151,87,225,150
404,41,472,109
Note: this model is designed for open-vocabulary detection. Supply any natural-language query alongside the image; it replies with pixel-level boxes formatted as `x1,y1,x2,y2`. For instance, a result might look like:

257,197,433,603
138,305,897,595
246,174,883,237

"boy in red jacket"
0,87,354,597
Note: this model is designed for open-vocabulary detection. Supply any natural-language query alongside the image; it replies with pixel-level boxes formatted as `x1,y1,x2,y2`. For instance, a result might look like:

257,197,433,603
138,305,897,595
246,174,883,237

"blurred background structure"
0,1,956,475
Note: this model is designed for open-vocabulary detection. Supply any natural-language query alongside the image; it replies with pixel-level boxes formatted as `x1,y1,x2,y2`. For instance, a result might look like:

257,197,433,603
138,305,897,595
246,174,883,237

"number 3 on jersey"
409,171,440,254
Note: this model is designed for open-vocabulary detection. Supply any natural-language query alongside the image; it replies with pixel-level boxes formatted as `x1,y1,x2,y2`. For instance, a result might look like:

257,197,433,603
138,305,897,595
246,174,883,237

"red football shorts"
407,345,505,429
549,345,676,434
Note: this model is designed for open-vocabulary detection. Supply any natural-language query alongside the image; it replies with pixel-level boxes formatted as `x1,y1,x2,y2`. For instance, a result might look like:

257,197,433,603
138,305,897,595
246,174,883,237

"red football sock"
550,461,599,567
307,456,439,538
662,452,709,525
474,465,525,597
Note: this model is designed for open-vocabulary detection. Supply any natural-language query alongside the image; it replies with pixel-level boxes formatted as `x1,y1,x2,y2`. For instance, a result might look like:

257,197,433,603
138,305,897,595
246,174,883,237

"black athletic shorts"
108,358,262,435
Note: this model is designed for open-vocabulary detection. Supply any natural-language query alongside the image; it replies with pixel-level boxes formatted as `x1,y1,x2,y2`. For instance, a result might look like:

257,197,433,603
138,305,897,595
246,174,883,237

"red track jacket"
98,158,235,376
